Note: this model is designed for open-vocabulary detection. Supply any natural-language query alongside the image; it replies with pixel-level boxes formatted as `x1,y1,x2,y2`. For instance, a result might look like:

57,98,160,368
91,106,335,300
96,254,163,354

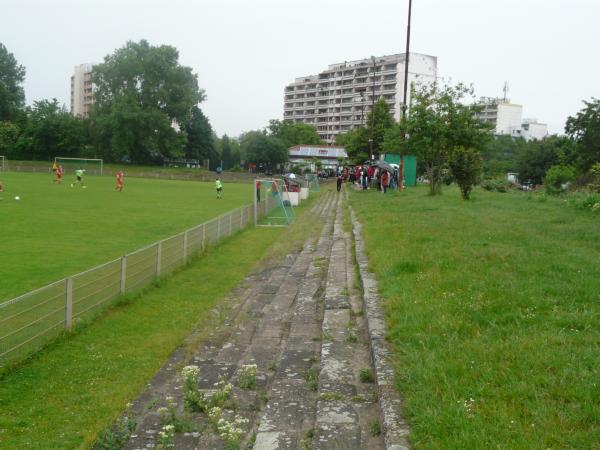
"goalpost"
54,157,103,176
254,177,295,227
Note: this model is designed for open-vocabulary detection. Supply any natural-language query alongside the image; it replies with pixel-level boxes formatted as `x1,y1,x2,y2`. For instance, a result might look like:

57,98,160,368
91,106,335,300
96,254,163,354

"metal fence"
0,201,274,367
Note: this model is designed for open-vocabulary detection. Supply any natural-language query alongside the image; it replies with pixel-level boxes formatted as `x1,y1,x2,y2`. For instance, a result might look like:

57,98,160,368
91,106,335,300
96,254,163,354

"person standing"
255,177,262,203
381,170,389,194
336,174,342,193
115,170,124,192
215,177,223,199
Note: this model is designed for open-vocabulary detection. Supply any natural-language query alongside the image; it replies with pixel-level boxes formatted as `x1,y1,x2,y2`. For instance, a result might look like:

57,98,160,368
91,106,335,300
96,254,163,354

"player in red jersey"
115,171,124,192
55,165,63,184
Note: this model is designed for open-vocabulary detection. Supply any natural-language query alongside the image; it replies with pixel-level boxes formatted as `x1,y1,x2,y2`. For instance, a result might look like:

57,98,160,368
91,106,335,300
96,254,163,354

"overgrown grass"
0,172,250,301
350,185,600,449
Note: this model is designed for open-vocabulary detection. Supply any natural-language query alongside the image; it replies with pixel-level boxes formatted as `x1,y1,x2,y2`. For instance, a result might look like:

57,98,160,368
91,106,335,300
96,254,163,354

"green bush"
544,164,575,195
480,178,508,193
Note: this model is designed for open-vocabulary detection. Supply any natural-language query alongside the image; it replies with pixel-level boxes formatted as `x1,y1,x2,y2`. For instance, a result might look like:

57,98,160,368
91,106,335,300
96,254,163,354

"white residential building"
476,97,548,141
476,97,523,137
70,63,94,118
283,53,437,144
521,118,548,141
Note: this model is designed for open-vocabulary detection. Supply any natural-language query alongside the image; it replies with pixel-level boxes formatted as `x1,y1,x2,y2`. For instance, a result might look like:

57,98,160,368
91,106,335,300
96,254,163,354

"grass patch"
359,368,374,383
350,185,600,448
318,392,344,401
305,367,319,392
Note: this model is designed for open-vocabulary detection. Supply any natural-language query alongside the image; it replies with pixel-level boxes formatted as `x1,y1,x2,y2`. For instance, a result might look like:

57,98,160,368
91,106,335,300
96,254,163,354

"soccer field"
0,172,251,302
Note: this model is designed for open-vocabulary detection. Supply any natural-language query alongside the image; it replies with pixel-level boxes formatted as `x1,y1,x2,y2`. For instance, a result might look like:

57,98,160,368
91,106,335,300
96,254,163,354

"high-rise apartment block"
70,63,94,118
283,53,437,144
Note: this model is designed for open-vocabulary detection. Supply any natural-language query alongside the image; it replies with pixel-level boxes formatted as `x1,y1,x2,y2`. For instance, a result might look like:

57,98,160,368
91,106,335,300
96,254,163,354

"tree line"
1,39,598,194
0,41,322,169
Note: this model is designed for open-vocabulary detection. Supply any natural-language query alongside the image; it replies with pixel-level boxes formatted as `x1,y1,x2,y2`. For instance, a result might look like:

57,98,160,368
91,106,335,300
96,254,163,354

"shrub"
480,178,508,193
448,147,482,199
544,164,575,195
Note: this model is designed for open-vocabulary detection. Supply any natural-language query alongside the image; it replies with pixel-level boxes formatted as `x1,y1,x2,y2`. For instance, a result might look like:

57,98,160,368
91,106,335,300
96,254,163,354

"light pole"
399,0,413,192
369,56,377,160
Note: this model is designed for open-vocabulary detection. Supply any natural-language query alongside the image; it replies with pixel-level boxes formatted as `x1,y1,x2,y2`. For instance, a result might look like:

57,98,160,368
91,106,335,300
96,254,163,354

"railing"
0,200,276,367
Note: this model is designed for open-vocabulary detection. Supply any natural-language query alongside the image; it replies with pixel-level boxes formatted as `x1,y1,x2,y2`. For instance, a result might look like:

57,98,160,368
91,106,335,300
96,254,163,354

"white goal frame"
0,156,5,171
54,157,103,176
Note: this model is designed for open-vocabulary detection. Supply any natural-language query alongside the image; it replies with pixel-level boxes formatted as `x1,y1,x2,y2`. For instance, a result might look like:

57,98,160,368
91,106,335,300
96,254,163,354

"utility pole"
399,0,413,191
370,56,377,160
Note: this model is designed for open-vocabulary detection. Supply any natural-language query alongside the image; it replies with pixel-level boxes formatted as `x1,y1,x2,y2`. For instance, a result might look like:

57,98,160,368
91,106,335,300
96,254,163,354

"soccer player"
215,177,223,199
71,169,86,188
55,165,63,184
115,170,124,192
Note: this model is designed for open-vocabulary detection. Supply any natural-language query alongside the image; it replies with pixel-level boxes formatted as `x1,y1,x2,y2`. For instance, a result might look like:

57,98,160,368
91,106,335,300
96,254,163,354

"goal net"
54,157,103,176
306,174,320,192
254,177,295,227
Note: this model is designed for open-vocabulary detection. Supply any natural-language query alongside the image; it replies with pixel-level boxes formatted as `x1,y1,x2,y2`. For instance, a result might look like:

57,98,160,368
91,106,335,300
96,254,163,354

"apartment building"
283,53,437,144
476,97,548,141
70,63,94,118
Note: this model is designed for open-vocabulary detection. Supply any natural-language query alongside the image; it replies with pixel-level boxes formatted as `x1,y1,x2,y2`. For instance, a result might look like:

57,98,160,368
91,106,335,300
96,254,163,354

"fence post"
65,277,73,332
120,256,127,294
156,241,162,277
183,230,188,264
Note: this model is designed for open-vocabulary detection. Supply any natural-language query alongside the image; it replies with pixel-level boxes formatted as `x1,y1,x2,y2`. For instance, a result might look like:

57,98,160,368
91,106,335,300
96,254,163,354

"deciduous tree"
0,43,26,122
92,40,203,163
565,98,600,172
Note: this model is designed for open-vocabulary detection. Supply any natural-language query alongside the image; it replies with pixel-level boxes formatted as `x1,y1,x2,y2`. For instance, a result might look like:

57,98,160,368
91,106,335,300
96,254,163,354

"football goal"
0,156,6,171
254,177,295,227
306,174,320,192
54,157,103,176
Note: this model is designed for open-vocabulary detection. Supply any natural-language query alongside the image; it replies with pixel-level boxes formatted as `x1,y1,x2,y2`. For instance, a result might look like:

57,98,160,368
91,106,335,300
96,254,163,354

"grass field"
350,185,600,449
0,189,323,449
0,172,251,302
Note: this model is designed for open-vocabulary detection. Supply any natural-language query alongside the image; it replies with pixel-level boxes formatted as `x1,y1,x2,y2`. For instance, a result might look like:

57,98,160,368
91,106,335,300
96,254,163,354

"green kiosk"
380,154,417,186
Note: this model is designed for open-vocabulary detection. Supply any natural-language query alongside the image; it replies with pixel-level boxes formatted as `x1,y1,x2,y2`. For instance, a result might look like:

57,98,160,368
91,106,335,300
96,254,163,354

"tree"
184,106,216,162
240,131,287,170
267,120,323,148
336,127,370,163
0,121,20,158
448,147,482,200
544,164,576,195
516,135,575,184
14,99,89,161
480,135,528,177
366,98,394,157
405,82,491,195
92,40,204,163
220,135,233,169
0,43,26,122
565,98,600,172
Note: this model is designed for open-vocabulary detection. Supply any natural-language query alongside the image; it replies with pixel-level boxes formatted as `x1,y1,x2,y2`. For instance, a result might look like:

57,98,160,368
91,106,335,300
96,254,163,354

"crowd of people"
336,164,398,193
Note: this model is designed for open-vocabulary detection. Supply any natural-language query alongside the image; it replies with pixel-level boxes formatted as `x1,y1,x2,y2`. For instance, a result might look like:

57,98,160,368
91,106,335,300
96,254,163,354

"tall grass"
350,185,600,449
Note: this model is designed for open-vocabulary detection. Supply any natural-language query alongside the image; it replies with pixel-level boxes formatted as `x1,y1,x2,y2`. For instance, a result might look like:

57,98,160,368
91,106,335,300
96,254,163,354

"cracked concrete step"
313,191,385,450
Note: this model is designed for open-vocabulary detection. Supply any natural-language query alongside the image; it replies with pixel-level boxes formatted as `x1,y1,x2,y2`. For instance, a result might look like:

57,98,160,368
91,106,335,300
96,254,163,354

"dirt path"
120,189,405,450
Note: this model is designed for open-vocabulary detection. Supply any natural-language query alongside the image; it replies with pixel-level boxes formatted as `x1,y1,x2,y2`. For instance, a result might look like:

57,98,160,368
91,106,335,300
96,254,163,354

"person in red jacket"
381,170,389,194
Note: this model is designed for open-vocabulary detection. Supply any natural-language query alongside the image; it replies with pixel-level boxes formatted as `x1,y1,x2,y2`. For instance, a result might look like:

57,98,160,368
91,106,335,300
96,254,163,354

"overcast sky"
3,0,599,136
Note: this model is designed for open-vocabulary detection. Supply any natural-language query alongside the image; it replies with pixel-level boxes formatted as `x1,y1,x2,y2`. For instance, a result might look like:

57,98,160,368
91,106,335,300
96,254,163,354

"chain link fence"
0,202,270,367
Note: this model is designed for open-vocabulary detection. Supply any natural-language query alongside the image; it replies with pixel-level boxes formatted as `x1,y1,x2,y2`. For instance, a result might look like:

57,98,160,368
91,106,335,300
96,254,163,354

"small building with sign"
288,145,348,172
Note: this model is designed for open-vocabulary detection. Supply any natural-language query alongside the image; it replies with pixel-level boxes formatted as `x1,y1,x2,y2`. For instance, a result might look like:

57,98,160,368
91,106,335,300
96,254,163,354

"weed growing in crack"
208,406,249,449
351,395,367,403
182,365,207,412
323,331,334,342
95,408,136,450
155,424,175,449
346,332,358,343
300,428,315,449
318,392,344,401
237,364,257,390
267,361,277,372
359,368,375,383
305,367,319,391
369,419,382,436
212,378,234,408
